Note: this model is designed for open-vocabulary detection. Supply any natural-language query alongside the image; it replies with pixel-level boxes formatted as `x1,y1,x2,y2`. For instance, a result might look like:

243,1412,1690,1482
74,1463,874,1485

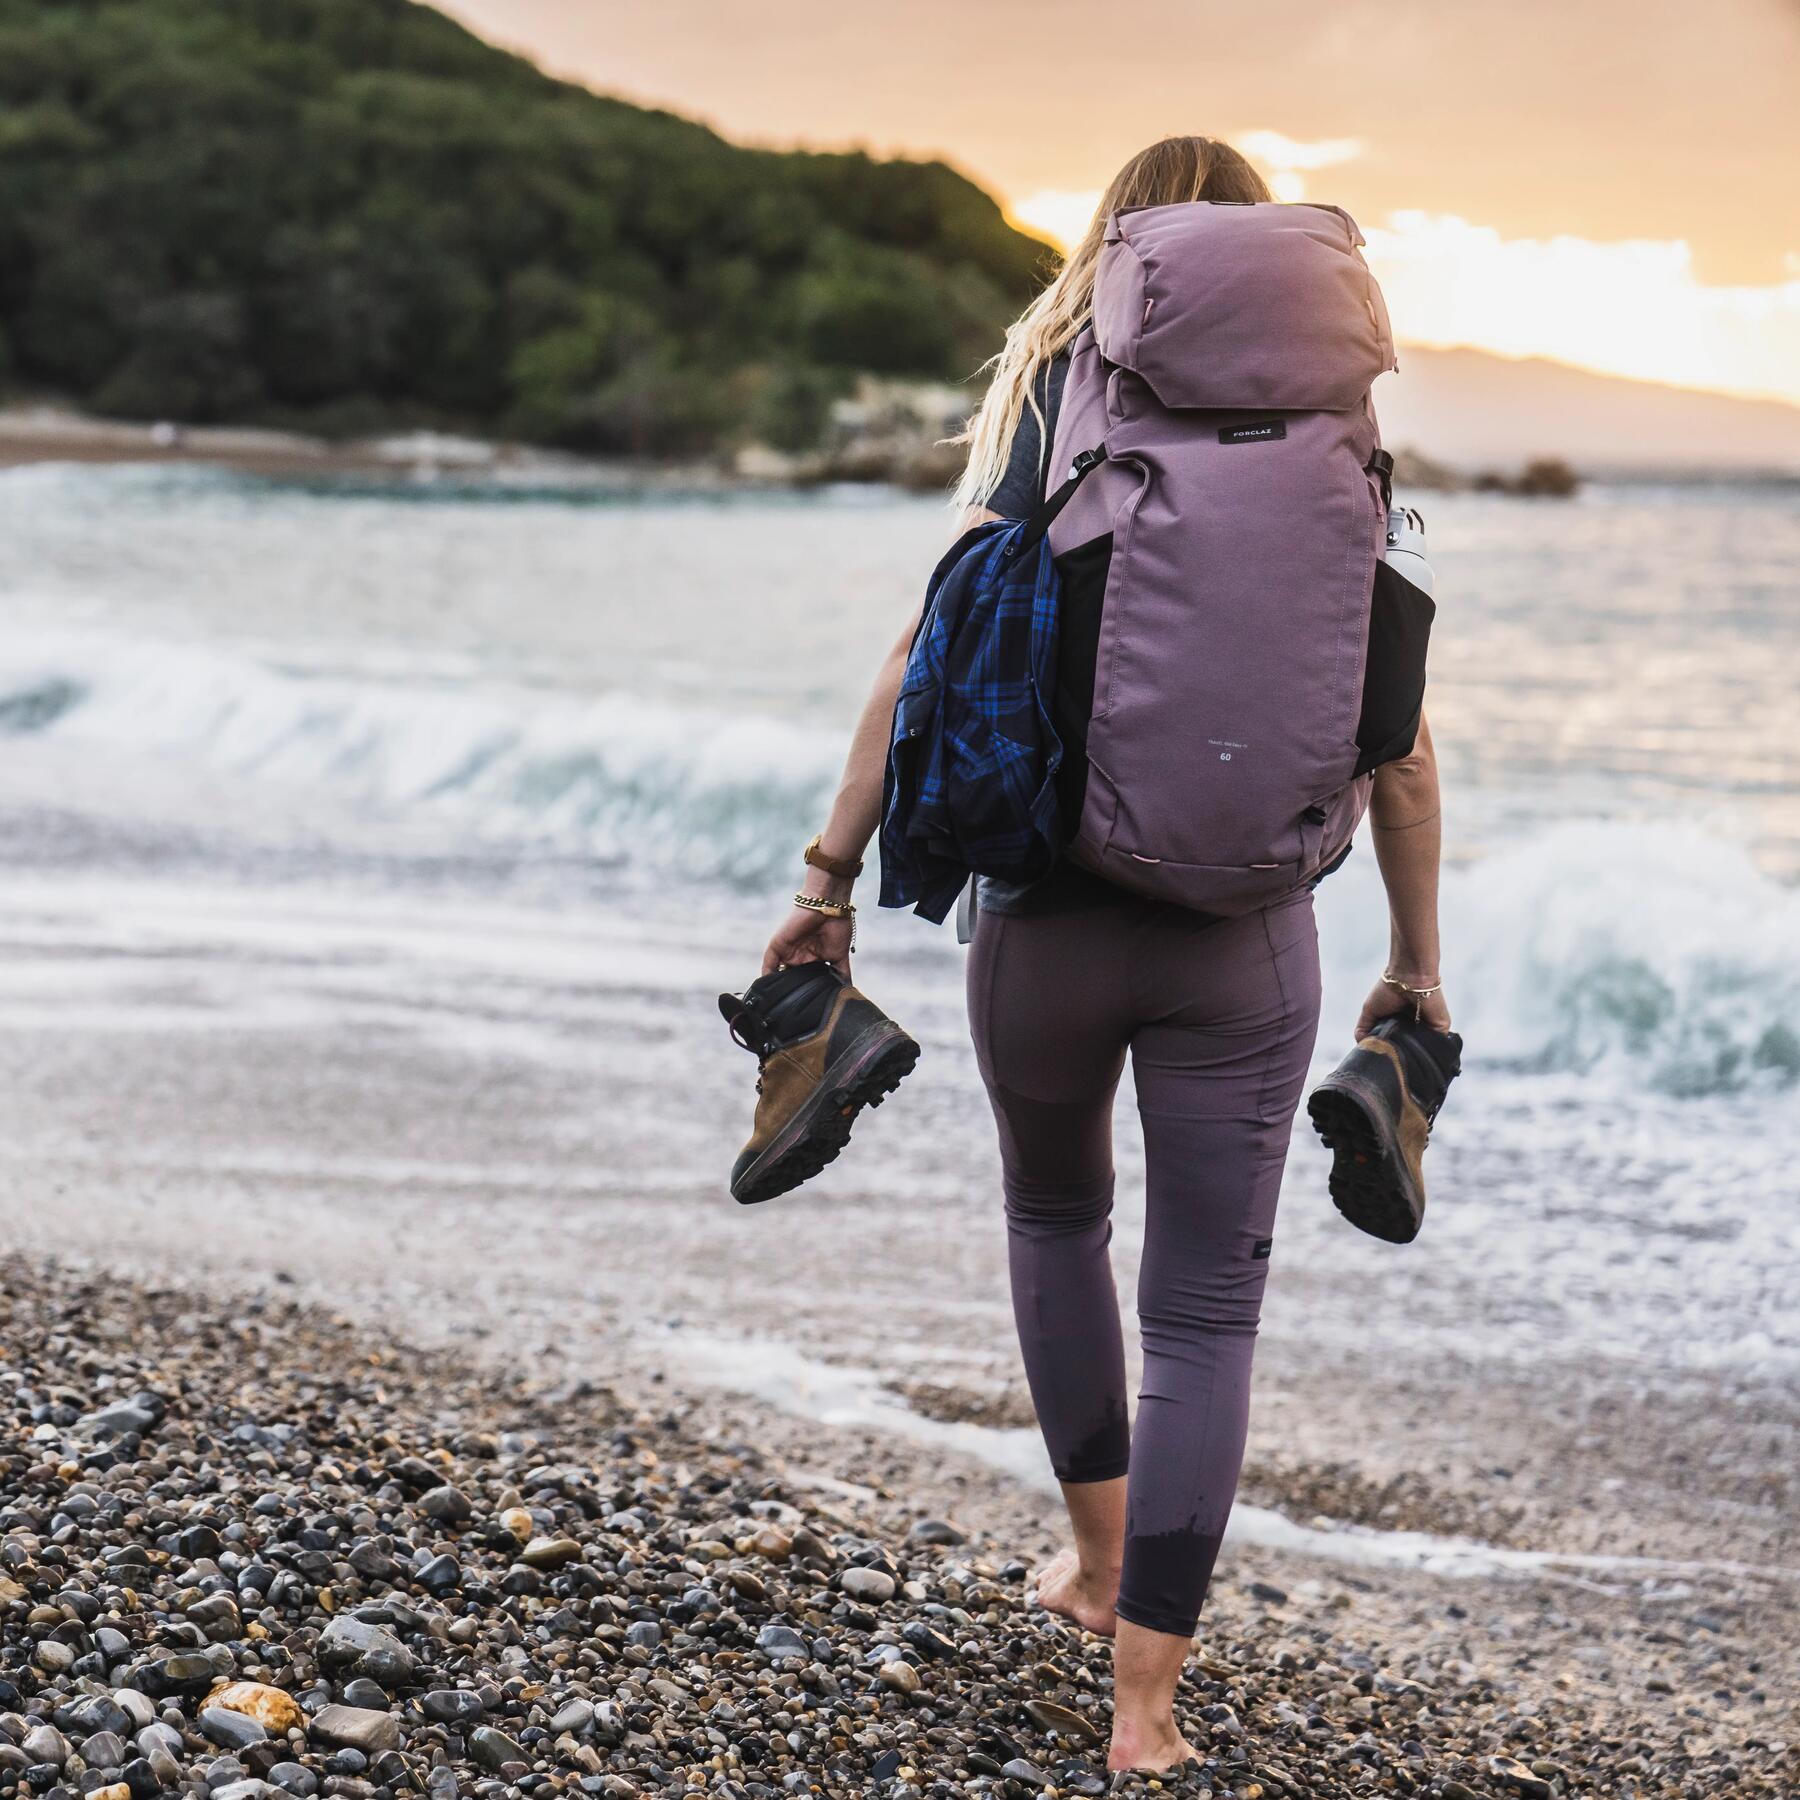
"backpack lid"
1093,201,1396,413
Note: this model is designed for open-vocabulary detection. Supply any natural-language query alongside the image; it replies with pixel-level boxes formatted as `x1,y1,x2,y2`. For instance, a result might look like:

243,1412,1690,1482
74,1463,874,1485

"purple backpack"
1037,200,1430,915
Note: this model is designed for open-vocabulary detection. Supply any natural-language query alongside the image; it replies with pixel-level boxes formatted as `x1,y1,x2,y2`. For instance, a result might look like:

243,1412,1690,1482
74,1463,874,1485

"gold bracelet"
1380,971,1442,1022
792,891,856,952
792,892,853,918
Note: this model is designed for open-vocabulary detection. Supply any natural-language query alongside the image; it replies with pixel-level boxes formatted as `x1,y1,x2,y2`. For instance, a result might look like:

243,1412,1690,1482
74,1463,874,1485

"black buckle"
1007,444,1109,559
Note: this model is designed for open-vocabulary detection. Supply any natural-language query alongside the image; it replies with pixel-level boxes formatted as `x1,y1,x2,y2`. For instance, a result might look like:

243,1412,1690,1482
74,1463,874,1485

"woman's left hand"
1356,973,1452,1038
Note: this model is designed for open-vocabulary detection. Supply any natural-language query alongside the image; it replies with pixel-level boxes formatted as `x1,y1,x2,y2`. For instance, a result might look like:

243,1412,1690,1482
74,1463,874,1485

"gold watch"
803,833,863,880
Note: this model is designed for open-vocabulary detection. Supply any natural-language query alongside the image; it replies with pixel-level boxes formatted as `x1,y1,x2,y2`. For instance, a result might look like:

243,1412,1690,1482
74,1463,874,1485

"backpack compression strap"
1009,444,1389,556
1368,448,1394,511
1004,447,1108,560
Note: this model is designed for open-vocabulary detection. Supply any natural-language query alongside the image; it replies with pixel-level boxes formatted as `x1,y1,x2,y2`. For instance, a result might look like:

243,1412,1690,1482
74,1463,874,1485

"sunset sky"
438,0,1800,406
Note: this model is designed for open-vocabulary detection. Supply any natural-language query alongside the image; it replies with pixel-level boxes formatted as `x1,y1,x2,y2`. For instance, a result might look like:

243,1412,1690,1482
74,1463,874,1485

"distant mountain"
0,0,1050,453
1377,347,1800,476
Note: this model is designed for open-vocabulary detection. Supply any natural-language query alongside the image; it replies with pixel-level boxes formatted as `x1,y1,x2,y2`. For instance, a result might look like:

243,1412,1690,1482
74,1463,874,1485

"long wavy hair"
952,136,1272,510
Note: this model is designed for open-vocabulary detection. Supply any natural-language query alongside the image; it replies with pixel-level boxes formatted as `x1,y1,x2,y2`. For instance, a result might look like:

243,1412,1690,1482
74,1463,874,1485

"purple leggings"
966,888,1322,1638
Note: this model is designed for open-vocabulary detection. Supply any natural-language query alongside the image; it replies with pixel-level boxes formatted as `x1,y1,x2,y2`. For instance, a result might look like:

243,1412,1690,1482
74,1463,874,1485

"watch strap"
803,833,864,880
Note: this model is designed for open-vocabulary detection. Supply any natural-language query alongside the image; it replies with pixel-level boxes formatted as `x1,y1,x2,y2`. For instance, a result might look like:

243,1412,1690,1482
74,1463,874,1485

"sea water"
1,462,1796,1388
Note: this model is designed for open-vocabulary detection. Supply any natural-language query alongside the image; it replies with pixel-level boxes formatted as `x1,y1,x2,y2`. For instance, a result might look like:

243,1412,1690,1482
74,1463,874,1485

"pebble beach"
3,1262,1795,1800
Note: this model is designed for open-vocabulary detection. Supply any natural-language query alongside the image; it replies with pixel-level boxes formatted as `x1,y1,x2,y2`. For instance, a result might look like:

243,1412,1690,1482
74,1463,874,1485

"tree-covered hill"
0,0,1054,452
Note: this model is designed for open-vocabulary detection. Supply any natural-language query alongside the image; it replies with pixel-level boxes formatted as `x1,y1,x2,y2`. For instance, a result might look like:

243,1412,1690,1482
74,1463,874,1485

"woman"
762,135,1451,1774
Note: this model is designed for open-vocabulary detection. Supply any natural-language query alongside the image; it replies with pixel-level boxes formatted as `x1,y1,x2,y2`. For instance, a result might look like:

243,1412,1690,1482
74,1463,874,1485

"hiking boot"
1306,1017,1462,1243
719,962,920,1205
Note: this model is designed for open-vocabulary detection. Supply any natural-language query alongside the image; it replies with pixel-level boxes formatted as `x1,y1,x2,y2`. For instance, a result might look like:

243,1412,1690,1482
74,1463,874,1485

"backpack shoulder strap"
1005,447,1108,560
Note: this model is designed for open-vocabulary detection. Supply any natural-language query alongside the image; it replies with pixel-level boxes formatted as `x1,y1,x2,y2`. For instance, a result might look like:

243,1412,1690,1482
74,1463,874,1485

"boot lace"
721,999,778,1092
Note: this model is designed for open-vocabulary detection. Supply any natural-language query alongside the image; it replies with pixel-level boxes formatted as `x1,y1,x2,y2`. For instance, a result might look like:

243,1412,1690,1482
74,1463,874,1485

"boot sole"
1306,1074,1424,1245
731,1022,921,1205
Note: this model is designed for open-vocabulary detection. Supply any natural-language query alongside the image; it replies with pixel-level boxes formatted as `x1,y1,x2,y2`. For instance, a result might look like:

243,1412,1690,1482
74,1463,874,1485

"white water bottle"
1384,504,1434,596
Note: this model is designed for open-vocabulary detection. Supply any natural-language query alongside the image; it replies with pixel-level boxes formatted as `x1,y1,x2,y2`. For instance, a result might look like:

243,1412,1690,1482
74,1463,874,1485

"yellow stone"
90,1785,130,1800
207,1682,306,1735
318,1588,336,1613
876,1661,919,1695
501,1508,534,1544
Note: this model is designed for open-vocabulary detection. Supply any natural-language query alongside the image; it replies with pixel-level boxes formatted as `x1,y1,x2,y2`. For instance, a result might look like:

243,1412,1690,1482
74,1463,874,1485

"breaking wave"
2,628,841,886
8,628,1797,1096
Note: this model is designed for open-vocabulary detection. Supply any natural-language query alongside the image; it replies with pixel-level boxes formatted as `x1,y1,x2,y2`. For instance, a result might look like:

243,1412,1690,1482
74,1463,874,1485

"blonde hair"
953,136,1273,511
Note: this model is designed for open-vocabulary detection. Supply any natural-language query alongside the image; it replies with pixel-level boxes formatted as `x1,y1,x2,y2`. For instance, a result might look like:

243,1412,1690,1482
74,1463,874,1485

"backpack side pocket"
1049,530,1112,830
1354,559,1435,777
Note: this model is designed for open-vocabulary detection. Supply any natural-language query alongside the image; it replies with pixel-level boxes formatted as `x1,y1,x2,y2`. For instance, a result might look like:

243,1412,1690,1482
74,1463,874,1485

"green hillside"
0,0,1053,452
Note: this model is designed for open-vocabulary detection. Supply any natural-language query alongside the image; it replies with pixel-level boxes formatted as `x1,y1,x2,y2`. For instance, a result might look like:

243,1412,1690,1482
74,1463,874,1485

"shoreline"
4,1254,1795,1800
3,406,1794,493
0,407,720,488
0,841,1792,1585
0,405,956,494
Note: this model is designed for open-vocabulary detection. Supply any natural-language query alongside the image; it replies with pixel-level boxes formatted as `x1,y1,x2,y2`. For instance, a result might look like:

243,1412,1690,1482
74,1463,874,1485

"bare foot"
1106,1719,1200,1773
1029,1547,1121,1637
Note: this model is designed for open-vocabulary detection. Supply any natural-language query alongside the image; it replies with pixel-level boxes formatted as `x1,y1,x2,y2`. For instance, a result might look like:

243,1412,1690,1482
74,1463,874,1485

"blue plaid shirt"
878,519,1065,924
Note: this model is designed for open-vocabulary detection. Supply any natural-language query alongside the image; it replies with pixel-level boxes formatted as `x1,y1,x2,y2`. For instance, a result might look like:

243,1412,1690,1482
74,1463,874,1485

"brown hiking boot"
1306,1017,1462,1243
718,963,920,1205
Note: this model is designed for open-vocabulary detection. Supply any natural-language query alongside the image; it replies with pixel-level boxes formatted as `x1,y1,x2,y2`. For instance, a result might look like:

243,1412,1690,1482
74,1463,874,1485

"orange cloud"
1363,214,1800,405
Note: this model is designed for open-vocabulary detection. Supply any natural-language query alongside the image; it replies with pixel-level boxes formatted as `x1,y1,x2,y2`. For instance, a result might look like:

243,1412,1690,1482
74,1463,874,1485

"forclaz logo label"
1218,421,1287,444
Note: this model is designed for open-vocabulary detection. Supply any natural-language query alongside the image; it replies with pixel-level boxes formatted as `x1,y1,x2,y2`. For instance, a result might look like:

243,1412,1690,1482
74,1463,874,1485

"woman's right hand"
762,866,857,977
761,902,853,978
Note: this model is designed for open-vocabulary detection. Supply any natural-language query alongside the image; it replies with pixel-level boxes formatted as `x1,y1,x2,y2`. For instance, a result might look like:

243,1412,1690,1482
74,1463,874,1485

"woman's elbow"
1376,746,1435,788
1377,713,1437,783
1370,715,1438,805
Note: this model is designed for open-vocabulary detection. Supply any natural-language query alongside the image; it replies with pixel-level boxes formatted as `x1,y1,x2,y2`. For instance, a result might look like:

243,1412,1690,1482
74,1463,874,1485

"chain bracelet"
1380,970,1442,1023
792,890,857,952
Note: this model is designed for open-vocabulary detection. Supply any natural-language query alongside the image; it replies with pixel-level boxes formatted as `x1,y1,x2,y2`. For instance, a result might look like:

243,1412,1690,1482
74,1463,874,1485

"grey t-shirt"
982,354,1070,521
975,352,1124,918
